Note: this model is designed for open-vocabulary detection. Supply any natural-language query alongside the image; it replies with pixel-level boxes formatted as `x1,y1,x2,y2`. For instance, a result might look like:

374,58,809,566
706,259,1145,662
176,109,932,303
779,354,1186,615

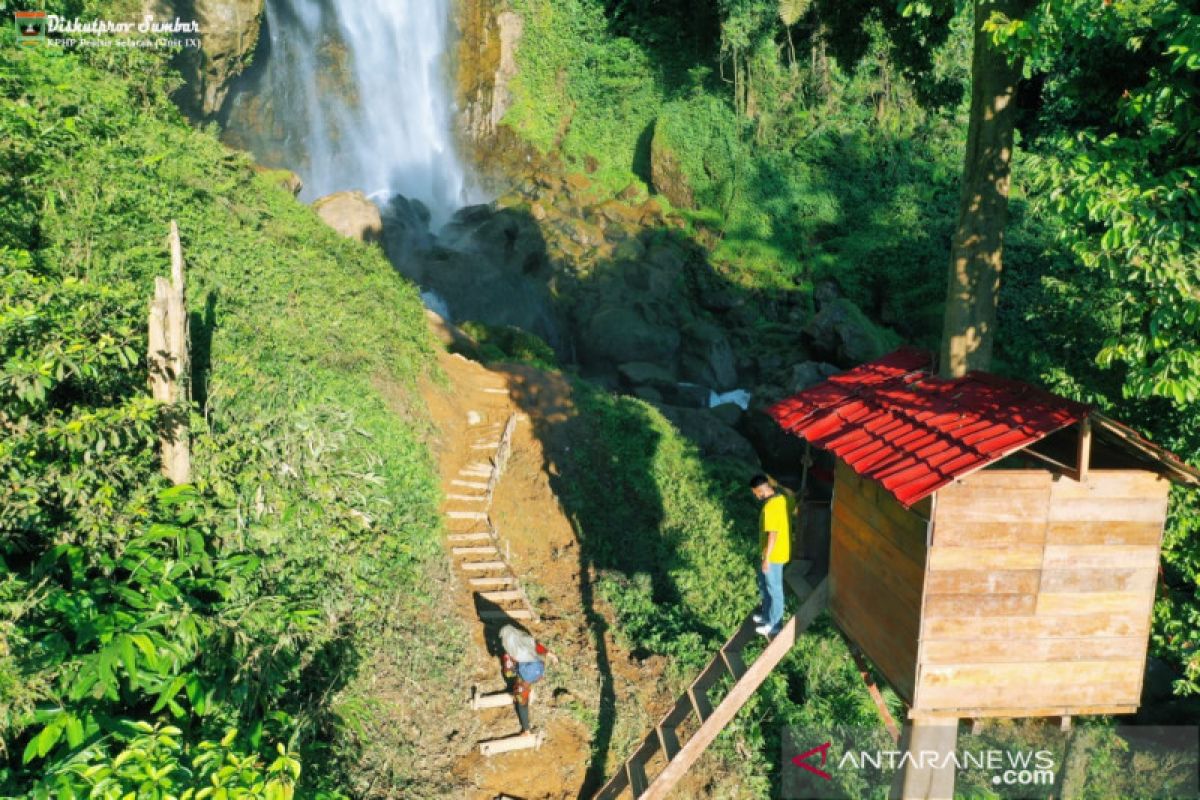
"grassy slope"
2,38,470,797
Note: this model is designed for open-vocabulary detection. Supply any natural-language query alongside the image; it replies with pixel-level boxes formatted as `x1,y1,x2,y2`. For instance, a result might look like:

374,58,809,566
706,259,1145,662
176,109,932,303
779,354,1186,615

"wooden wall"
913,469,1169,718
829,461,931,702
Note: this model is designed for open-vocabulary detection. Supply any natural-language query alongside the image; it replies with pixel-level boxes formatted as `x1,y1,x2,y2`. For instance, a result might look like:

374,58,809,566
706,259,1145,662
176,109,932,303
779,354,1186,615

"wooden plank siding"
829,461,928,702
912,468,1170,718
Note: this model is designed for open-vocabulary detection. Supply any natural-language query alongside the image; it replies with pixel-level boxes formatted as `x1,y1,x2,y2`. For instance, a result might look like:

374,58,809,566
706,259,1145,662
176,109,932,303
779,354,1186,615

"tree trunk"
938,0,1032,378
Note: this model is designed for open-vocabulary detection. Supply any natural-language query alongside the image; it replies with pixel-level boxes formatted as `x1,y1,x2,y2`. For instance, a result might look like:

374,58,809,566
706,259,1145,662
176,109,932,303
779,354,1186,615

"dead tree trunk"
938,0,1033,378
148,220,192,485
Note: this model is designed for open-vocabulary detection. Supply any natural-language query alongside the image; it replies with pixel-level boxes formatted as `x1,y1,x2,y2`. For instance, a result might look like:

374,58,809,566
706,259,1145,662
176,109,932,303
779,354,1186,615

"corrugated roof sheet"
765,347,1091,507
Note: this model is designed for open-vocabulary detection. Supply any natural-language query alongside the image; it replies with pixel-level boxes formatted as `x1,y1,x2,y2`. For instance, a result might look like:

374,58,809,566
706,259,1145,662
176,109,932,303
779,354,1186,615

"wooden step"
472,443,499,450
459,469,491,478
479,608,534,620
451,480,488,490
628,757,649,796
446,493,486,502
720,648,747,680
481,387,508,394
446,510,488,520
478,589,524,602
657,725,681,760
448,532,493,543
460,561,507,571
479,730,543,756
471,687,514,710
688,684,713,723
469,576,517,587
453,545,498,556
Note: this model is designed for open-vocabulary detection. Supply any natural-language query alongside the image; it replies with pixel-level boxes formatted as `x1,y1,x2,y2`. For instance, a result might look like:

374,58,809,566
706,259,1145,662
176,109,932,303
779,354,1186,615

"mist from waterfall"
223,0,478,226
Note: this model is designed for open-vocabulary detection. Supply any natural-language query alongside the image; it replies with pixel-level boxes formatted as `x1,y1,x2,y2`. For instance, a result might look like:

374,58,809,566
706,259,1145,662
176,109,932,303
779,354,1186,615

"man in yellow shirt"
750,474,790,636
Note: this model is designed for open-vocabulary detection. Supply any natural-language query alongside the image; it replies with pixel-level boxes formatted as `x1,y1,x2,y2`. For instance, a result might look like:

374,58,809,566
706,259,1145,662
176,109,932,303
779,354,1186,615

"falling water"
222,0,477,226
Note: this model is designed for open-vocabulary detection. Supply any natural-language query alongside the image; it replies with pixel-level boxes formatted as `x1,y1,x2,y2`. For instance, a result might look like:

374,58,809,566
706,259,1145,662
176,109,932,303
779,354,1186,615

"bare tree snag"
939,0,1034,378
148,221,192,485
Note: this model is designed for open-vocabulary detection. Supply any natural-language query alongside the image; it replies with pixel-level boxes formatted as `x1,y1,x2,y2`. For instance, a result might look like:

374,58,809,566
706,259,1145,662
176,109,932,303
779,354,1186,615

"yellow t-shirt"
758,494,791,563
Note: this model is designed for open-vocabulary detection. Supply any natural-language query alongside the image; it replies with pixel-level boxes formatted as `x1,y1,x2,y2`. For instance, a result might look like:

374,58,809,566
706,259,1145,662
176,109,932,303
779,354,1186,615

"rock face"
456,0,529,178
654,405,760,465
804,297,902,364
313,191,383,244
649,120,695,209
143,0,265,118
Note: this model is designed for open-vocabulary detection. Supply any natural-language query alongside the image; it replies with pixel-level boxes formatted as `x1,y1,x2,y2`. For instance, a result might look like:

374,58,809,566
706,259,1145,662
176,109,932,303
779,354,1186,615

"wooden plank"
832,577,919,701
446,510,489,520
910,704,1137,720
479,731,543,756
471,690,514,710
833,501,925,605
469,576,517,587
925,569,1040,595
927,546,1043,571
657,725,681,760
917,680,1140,711
1077,416,1092,483
446,493,487,502
924,593,1036,618
638,577,829,800
920,659,1142,689
922,612,1146,641
835,464,928,560
946,470,1052,490
933,482,1051,524
1035,591,1148,617
920,636,1146,665
452,545,498,555
1049,470,1168,499
459,560,507,571
688,685,713,723
1039,567,1156,594
479,608,534,620
1043,544,1159,569
451,480,488,489
1045,521,1163,546
628,757,649,796
1047,497,1169,523
479,589,525,602
448,532,493,543
720,648,746,680
931,522,1046,547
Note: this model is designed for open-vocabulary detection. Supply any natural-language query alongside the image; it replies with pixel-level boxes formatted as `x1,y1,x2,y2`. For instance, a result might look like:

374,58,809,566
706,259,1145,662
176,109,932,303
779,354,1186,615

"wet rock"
804,297,902,365
632,386,664,404
144,0,265,118
313,190,382,244
655,405,759,465
458,5,523,145
380,193,435,256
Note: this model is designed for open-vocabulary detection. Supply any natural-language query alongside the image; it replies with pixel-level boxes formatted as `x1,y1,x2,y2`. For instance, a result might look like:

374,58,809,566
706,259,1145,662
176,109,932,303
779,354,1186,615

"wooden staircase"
594,561,829,800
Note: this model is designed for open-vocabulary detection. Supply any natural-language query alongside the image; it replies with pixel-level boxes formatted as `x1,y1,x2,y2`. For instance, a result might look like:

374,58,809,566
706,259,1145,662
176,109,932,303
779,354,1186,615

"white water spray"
225,0,477,226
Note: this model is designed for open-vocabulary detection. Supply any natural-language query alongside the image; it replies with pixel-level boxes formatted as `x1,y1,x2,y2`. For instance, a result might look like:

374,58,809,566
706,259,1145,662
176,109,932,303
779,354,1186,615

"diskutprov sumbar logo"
9,9,201,50
14,9,46,47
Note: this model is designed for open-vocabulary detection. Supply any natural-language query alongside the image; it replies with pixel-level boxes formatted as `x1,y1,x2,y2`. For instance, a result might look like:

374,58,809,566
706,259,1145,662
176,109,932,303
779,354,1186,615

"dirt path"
419,329,674,799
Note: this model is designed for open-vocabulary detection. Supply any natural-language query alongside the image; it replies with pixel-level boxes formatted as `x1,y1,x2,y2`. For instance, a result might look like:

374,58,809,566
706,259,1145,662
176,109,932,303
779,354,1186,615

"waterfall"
223,0,477,226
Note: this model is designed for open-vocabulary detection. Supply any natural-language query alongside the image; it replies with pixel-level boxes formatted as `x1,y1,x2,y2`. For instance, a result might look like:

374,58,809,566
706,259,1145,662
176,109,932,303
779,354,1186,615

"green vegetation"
500,0,1200,791
458,320,559,370
1,23,468,799
550,384,903,795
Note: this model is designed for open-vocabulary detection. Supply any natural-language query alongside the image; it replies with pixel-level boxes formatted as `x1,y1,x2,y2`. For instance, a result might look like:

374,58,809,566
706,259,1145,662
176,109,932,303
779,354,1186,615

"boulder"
143,0,265,117
313,191,383,244
710,402,744,427
649,121,694,208
655,405,759,465
380,193,435,257
578,306,681,366
803,297,902,365
788,361,840,393
632,386,664,404
680,321,738,391
739,407,809,472
662,382,710,408
618,362,677,390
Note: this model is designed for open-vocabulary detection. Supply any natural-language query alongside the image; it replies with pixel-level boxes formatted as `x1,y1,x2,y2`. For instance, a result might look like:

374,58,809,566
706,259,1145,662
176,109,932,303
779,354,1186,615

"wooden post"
1076,416,1092,483
148,221,191,485
899,718,958,800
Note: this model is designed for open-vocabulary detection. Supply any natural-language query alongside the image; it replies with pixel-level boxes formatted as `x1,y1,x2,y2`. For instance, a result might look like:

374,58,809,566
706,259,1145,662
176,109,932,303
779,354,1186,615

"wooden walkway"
594,561,829,799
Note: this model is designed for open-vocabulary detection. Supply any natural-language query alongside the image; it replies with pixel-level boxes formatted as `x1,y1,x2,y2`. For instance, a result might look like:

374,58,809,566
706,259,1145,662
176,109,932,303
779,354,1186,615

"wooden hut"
766,348,1199,764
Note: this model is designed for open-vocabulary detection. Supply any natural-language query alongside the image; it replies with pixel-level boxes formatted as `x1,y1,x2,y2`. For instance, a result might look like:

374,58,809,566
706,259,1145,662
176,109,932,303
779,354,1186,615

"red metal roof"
766,347,1091,507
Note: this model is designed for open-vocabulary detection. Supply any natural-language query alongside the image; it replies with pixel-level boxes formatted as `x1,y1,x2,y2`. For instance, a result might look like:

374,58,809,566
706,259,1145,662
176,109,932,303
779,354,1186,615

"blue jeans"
756,562,785,633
